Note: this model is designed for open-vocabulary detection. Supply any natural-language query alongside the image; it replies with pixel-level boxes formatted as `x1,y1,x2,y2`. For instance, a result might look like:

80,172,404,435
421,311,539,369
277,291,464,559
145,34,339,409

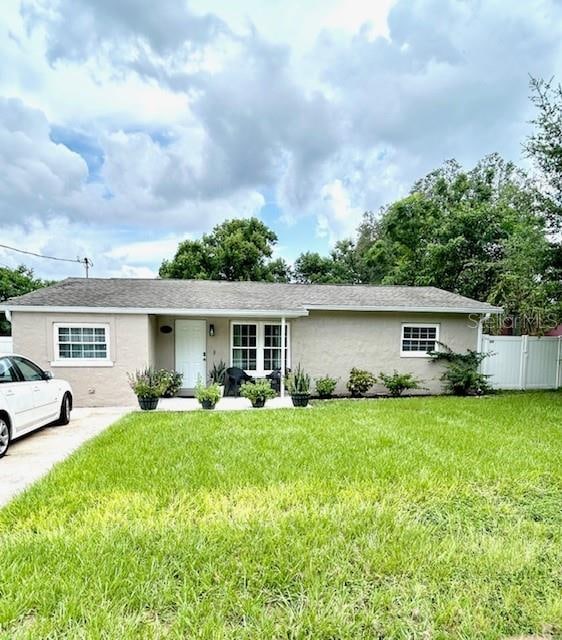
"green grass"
0,393,561,639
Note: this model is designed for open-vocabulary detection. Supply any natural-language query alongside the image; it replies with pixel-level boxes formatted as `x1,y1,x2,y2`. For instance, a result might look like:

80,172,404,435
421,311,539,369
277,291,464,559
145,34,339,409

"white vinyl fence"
481,335,562,390
0,336,13,355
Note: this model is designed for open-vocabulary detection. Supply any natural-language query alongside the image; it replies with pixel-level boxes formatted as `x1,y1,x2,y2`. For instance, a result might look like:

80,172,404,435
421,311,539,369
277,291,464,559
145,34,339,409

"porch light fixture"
160,325,173,334
209,323,215,337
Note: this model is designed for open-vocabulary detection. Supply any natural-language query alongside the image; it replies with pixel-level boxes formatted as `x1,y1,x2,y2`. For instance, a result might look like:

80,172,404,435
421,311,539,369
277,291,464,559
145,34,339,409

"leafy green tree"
293,240,362,284
159,218,290,282
0,265,51,335
356,155,558,332
524,77,562,224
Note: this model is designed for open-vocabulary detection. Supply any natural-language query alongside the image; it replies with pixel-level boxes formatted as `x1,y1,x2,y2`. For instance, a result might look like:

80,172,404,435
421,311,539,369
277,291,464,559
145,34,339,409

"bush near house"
155,369,183,397
315,375,338,398
378,371,424,397
429,343,491,396
347,368,376,397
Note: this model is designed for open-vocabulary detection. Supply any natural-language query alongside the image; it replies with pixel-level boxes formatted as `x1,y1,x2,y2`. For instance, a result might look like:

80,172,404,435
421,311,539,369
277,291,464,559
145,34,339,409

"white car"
0,355,73,459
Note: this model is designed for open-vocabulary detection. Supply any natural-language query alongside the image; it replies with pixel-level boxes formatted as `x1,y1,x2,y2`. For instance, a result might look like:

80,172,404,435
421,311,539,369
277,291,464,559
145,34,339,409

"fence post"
519,335,528,390
556,336,562,389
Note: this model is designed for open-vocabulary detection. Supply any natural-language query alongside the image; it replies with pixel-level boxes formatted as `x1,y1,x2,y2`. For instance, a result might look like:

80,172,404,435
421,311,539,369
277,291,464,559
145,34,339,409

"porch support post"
280,316,286,398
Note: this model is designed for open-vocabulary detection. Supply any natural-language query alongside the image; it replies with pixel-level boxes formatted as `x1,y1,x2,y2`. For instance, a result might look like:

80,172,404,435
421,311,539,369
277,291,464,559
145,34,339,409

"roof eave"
0,305,309,318
304,304,503,314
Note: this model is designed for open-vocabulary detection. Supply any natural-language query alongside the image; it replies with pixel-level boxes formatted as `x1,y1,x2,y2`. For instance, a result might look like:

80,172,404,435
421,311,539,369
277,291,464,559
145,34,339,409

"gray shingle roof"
1,278,501,315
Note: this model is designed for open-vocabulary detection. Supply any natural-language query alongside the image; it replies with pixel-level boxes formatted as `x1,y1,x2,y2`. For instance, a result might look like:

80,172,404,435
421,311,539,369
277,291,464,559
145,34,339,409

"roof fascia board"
304,304,503,314
0,305,308,318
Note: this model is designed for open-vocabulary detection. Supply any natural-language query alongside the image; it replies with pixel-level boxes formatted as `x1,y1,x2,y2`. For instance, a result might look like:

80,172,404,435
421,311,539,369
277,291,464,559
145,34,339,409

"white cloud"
1,0,562,270
107,237,190,264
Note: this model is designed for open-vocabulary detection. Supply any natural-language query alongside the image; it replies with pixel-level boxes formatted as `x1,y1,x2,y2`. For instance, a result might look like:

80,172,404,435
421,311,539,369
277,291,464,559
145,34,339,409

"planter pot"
291,393,310,408
251,397,266,408
137,396,159,410
318,393,333,400
200,399,216,410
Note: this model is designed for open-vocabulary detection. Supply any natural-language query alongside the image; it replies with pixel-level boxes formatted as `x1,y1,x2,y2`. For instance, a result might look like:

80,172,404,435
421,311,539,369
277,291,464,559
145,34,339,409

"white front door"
175,320,207,388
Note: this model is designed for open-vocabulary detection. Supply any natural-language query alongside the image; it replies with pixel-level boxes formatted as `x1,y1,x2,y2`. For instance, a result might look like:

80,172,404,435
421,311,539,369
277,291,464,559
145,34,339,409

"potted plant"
315,375,338,399
346,368,376,397
195,381,221,410
155,369,183,398
240,380,276,408
209,360,227,396
128,367,165,410
287,364,311,407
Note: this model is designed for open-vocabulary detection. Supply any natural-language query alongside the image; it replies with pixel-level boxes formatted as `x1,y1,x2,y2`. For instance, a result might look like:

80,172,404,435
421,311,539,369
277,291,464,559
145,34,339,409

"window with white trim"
231,322,289,374
400,324,439,357
54,324,110,362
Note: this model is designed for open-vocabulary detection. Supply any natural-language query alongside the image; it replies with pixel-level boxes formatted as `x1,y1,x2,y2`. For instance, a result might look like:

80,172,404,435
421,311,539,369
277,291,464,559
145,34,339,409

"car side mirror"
43,370,54,380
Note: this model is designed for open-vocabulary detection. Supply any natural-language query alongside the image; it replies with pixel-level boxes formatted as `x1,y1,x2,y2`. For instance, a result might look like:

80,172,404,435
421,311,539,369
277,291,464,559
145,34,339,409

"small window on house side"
53,324,111,364
400,324,439,357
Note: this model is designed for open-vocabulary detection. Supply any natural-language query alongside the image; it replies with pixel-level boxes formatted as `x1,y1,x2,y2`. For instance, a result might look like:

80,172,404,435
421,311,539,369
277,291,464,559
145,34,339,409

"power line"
0,244,93,278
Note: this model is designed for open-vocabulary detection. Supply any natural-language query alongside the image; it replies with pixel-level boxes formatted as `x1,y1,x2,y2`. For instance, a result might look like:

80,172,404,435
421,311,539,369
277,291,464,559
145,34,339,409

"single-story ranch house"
1,278,501,406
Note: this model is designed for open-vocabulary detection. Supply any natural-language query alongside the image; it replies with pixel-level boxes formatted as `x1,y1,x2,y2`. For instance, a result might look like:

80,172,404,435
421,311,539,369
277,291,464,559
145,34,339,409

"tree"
356,155,559,333
0,266,51,335
293,240,362,284
524,77,562,225
159,218,290,282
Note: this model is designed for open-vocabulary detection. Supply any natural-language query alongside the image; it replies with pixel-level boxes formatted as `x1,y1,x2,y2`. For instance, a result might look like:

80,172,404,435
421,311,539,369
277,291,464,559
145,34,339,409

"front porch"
151,314,294,396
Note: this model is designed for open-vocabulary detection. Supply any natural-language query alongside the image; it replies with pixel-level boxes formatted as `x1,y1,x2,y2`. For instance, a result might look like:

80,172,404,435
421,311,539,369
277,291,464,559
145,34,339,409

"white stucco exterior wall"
11,311,152,407
9,309,480,406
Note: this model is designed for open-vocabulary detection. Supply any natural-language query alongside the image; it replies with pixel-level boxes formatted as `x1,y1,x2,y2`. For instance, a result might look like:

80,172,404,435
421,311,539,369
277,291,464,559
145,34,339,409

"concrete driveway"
0,406,130,508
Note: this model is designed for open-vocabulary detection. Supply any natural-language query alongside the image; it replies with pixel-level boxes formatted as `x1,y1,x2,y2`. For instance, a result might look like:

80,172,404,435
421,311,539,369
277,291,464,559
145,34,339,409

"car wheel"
0,417,10,459
55,394,71,426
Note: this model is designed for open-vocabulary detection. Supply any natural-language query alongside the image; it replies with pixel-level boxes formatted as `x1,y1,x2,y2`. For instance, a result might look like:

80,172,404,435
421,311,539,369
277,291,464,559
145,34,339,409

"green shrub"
347,368,376,397
127,368,166,399
241,380,276,405
315,375,338,398
429,343,491,395
155,369,183,397
287,364,311,395
195,382,221,407
378,370,423,397
209,360,226,385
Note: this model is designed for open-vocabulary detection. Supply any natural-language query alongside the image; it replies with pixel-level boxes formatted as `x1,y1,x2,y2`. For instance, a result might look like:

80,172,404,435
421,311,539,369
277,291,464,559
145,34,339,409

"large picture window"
53,323,112,366
400,324,439,357
231,322,290,374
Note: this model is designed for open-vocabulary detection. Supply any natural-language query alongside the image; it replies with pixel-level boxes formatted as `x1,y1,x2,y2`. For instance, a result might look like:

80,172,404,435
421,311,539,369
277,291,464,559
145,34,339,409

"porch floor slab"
157,396,297,411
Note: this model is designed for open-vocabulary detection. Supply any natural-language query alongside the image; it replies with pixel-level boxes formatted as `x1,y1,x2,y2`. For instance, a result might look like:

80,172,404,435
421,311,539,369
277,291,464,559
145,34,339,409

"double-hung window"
231,322,289,374
400,323,439,357
53,323,112,366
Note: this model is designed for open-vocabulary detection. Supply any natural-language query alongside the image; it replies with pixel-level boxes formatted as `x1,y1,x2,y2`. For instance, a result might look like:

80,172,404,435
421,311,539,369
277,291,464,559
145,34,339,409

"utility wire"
0,244,93,277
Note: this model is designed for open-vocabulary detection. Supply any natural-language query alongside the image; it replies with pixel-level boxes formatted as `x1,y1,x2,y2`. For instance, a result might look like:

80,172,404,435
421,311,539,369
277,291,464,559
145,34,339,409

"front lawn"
0,393,561,639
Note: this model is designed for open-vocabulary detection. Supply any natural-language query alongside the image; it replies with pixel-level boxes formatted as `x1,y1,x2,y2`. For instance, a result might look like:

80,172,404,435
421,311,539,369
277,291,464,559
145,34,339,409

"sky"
1,0,562,280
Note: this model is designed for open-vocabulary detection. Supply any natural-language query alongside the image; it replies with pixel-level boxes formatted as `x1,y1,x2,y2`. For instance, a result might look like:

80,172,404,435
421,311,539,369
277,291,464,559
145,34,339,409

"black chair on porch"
224,367,254,397
265,368,291,394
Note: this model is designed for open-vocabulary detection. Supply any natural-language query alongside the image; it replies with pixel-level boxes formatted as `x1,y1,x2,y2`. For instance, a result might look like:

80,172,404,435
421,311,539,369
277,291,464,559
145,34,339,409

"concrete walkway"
157,396,296,411
0,406,130,508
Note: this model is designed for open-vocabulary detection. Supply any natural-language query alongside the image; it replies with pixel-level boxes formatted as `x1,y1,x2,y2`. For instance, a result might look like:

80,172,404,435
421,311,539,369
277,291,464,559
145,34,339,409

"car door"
0,357,35,434
11,357,59,426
